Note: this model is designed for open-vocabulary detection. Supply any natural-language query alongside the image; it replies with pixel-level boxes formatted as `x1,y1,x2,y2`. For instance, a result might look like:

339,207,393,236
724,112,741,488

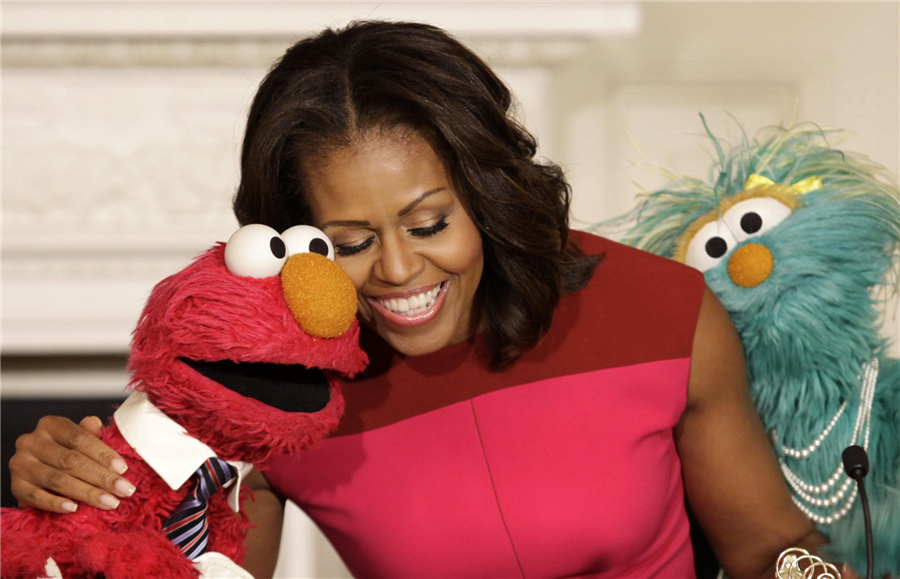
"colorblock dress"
265,232,706,578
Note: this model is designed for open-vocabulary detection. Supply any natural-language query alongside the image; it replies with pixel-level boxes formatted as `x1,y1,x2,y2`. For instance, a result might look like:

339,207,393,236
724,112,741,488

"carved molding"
2,37,593,69
2,2,640,69
1,2,641,39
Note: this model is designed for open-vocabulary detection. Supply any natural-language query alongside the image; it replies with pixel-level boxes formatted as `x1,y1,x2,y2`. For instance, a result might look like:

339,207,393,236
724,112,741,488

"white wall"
2,2,898,577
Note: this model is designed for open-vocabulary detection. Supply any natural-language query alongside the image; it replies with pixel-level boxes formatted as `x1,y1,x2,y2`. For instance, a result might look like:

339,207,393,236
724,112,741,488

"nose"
374,235,422,286
281,253,358,338
727,242,774,288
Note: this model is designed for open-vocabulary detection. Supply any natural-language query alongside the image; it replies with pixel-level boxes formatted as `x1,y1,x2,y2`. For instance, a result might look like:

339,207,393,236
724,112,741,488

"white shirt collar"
114,391,251,512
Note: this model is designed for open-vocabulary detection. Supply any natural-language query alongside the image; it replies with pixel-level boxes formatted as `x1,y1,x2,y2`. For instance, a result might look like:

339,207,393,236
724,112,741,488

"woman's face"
301,129,484,357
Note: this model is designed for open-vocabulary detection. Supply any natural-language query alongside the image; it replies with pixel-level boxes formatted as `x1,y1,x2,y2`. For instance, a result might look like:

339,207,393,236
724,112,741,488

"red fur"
1,243,367,579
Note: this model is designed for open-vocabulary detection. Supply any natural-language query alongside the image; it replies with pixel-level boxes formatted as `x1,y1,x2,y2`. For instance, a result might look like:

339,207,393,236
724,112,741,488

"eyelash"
335,236,374,257
409,216,449,238
334,216,450,258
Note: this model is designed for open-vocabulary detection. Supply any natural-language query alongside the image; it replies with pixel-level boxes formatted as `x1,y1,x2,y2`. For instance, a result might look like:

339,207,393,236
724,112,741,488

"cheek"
333,259,369,295
441,223,484,281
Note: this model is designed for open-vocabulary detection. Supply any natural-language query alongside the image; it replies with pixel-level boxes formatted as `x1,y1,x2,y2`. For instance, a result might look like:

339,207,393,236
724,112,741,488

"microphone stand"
842,445,874,579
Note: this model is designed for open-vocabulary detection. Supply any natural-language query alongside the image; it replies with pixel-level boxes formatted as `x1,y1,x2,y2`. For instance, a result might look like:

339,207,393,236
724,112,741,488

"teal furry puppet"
611,121,900,577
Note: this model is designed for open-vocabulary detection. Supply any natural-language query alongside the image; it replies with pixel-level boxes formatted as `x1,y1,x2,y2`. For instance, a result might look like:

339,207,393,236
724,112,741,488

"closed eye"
409,216,449,238
335,236,375,257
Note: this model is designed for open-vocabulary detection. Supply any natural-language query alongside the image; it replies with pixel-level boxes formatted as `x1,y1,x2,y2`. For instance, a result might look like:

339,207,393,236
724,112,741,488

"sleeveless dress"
265,232,706,578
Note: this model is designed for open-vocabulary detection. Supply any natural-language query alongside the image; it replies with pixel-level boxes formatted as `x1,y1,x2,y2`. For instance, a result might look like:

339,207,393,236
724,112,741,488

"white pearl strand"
776,358,879,525
782,401,847,459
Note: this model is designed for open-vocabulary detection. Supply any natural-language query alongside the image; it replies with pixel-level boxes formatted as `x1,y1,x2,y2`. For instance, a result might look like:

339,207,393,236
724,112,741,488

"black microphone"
842,445,873,579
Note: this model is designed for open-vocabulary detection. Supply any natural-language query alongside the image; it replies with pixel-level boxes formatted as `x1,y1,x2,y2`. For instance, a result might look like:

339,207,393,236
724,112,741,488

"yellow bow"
744,174,823,195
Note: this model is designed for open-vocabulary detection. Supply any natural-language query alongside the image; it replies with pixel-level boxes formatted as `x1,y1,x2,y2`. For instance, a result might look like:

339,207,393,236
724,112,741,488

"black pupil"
270,237,286,259
741,212,763,234
309,238,329,256
705,237,728,258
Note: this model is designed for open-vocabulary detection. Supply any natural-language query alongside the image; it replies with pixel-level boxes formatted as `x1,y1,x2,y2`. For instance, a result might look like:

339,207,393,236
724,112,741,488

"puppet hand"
194,552,255,579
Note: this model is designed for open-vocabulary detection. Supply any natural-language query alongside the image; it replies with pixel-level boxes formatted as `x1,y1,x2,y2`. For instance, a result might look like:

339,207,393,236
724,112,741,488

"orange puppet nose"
281,253,358,338
727,243,774,288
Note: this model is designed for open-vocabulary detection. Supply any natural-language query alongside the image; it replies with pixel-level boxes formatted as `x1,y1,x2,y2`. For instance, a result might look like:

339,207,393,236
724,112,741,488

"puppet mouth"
179,358,331,413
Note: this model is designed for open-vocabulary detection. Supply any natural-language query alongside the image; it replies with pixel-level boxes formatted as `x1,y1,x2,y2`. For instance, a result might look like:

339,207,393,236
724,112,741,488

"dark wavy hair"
233,20,602,370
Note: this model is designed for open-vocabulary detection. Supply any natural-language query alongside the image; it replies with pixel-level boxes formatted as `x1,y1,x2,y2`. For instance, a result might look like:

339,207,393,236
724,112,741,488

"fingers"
10,416,136,512
31,437,135,502
841,563,860,579
79,415,104,436
10,478,79,514
39,415,129,475
33,459,125,510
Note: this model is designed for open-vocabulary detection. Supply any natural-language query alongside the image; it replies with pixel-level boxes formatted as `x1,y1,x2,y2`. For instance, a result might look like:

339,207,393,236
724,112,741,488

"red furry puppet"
1,224,367,579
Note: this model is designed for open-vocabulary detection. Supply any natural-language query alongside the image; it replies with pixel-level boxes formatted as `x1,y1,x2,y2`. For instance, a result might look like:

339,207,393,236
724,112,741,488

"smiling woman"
9,19,838,579
303,129,485,357
232,21,601,370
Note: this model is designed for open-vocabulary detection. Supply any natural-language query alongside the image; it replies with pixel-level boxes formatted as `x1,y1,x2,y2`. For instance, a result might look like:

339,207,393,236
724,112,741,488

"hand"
9,415,136,513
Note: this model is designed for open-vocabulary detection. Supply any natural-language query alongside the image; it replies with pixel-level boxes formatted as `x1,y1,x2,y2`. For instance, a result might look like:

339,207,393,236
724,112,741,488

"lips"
179,358,331,413
372,282,444,315
368,281,449,327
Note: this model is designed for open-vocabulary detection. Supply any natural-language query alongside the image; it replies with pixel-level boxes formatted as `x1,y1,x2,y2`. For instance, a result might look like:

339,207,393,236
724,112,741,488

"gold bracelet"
776,548,842,579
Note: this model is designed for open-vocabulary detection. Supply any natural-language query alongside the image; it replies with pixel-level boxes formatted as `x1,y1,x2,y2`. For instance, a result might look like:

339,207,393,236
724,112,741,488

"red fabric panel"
333,232,705,437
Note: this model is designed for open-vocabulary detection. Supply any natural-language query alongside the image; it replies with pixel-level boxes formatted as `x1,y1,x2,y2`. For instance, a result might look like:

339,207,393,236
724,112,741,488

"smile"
369,281,448,326
374,282,444,315
179,358,331,413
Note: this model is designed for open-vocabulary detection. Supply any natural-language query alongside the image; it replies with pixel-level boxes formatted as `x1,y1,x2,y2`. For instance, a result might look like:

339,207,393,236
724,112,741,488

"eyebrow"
319,187,447,229
397,188,446,217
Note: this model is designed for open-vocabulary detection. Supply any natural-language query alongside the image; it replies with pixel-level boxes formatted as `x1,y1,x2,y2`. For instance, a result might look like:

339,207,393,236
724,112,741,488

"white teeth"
376,282,443,316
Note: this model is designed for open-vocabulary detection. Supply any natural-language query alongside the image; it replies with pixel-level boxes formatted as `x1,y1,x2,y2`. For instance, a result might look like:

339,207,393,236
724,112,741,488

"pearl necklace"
775,358,879,525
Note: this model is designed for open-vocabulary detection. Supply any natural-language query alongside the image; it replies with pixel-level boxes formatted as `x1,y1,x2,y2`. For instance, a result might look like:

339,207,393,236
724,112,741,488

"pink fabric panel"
471,358,694,578
266,357,695,578
268,402,522,578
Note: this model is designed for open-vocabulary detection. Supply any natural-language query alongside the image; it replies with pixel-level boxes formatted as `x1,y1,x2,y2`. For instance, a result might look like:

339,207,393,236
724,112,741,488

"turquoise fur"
607,122,900,576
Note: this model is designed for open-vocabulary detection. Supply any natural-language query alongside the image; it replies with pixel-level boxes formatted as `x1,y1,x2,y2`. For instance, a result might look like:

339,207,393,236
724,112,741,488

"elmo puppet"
612,121,900,577
1,223,367,579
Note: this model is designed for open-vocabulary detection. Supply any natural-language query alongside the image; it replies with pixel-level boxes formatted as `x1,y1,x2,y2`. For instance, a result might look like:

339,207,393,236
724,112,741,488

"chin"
379,327,459,357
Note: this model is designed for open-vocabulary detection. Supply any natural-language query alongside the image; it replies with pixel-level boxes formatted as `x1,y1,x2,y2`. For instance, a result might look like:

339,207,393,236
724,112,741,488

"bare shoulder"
684,285,750,412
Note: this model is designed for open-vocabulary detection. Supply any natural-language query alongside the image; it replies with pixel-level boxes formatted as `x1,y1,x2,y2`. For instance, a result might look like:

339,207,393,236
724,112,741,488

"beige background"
2,3,898,577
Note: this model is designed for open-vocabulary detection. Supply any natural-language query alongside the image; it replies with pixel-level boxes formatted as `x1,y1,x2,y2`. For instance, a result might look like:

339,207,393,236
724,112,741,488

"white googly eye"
224,224,287,278
281,225,335,260
722,197,794,243
684,220,738,272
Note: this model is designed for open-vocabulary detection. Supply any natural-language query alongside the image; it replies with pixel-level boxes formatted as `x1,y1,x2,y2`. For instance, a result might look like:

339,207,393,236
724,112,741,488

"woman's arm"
676,286,828,579
9,418,285,577
241,468,285,579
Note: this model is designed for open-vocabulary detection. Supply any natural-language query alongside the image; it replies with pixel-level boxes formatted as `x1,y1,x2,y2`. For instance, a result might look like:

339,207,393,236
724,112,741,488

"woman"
9,21,829,579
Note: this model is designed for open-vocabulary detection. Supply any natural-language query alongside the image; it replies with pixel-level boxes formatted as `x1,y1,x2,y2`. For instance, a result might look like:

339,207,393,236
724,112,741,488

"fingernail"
61,501,78,513
111,458,128,475
100,494,120,509
114,479,136,497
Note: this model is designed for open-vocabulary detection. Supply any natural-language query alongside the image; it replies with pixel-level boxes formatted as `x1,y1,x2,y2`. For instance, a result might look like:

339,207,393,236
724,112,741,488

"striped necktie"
162,457,238,560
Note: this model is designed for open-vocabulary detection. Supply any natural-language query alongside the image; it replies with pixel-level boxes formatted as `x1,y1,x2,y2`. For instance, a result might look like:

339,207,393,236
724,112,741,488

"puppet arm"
77,527,198,579
241,468,284,579
676,286,831,579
